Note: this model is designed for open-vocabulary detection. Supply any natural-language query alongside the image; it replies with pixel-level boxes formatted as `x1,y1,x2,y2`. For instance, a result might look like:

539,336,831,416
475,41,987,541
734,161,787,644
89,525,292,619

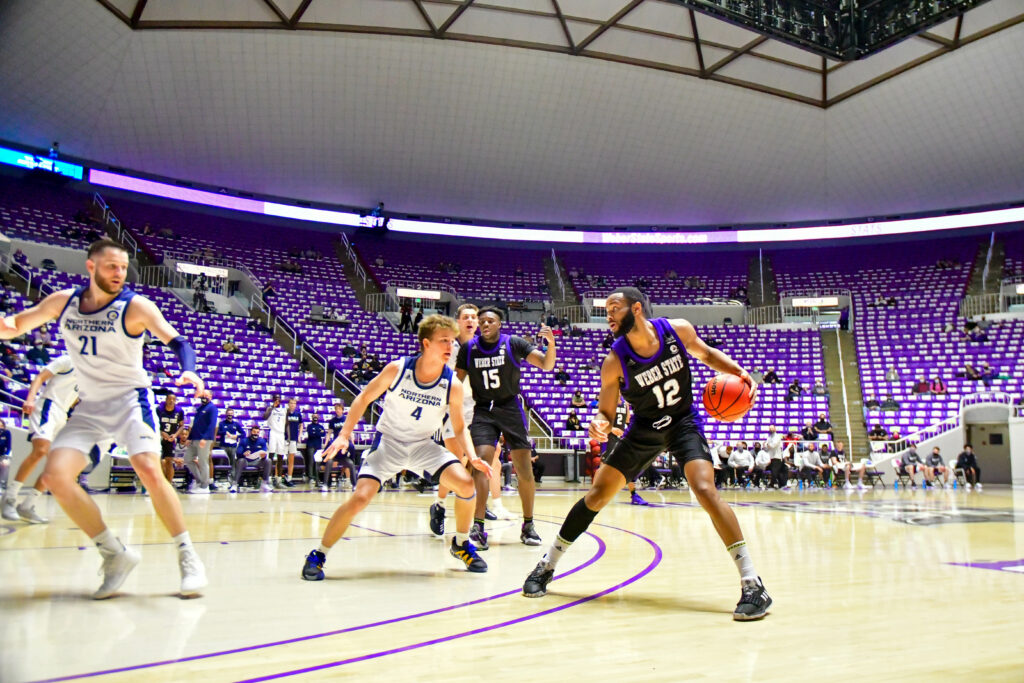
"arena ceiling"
91,0,1024,107
0,0,1023,227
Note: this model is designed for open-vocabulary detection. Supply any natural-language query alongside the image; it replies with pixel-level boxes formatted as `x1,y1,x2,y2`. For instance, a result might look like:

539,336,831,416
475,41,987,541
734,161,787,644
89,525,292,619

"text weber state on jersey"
632,354,686,388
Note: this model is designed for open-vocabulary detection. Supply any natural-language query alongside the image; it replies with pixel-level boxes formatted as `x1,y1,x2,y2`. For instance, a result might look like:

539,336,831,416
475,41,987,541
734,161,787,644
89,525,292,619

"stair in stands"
821,328,870,460
747,252,779,308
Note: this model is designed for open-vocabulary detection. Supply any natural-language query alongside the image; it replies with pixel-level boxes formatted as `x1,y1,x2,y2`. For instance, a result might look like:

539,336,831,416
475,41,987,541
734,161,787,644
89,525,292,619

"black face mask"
200,399,210,405
613,308,637,338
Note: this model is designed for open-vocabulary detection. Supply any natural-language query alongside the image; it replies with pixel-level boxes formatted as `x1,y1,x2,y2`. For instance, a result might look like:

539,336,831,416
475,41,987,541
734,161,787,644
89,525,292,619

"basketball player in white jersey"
0,240,207,599
428,304,515,536
302,315,493,579
262,393,288,487
1,354,78,523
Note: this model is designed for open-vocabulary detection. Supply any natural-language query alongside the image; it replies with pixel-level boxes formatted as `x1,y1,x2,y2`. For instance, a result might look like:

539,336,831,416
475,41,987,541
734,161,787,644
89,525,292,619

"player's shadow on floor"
325,569,444,582
547,590,731,615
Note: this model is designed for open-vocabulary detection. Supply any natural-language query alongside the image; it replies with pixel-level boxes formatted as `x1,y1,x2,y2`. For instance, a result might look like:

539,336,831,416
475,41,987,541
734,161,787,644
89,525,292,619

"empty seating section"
355,234,550,301
558,248,750,304
1004,230,1024,278
774,237,990,437
0,175,96,249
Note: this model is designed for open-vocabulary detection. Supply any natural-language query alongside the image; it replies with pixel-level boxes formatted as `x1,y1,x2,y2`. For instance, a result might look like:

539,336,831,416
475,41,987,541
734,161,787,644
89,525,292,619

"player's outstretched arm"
22,366,56,416
590,352,623,442
448,381,491,478
526,324,557,371
672,319,757,401
0,291,70,341
127,295,205,395
323,361,400,458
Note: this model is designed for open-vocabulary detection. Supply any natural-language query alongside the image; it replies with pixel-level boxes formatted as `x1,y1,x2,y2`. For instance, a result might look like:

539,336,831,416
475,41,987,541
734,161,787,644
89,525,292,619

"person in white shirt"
800,444,825,487
764,426,788,489
262,393,288,488
727,442,753,488
751,442,771,489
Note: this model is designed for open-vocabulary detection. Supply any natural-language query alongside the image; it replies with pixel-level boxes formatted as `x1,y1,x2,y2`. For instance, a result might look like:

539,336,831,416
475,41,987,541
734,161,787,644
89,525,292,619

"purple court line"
32,529,608,683
239,521,663,682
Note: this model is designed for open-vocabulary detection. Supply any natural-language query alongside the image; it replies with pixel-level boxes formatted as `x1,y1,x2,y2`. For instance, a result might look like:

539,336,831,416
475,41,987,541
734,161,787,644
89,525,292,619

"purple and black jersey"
612,318,694,422
457,333,536,405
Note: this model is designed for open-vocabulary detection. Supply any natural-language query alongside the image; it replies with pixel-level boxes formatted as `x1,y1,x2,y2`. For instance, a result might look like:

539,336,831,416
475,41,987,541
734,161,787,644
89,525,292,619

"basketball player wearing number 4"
523,287,772,621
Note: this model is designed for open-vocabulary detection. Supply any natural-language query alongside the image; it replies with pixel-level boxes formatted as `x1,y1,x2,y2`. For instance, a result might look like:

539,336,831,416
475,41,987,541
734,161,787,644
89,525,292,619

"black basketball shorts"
604,411,712,482
470,399,531,451
160,438,175,459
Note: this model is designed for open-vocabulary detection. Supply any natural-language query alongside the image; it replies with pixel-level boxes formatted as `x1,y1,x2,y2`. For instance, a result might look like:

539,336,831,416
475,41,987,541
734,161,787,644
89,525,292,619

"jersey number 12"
652,379,681,409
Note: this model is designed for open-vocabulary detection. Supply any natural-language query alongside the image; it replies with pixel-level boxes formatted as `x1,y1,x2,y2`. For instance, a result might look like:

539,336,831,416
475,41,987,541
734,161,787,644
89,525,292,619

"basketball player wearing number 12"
523,287,772,620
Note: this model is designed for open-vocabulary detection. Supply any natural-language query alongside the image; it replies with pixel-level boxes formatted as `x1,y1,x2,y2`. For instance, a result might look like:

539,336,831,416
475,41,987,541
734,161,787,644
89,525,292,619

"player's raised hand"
469,455,493,479
322,433,349,460
538,324,555,346
590,417,611,442
175,370,205,397
738,369,758,403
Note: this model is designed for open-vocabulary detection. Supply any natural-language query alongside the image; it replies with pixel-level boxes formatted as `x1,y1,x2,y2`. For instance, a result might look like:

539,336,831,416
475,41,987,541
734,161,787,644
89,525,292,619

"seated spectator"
980,361,996,387
570,390,585,408
898,445,924,487
232,425,273,493
514,265,524,277
868,424,887,441
602,331,614,350
665,269,677,280
929,376,947,394
967,327,989,343
26,343,50,365
800,445,824,487
785,379,804,402
880,394,900,411
375,255,385,267
801,421,817,441
261,282,277,298
912,376,929,394
885,366,900,382
813,413,832,438
751,442,770,488
976,316,994,330
762,368,779,384
31,329,55,348
727,442,753,488
712,443,729,489
812,380,828,396
964,363,982,380
565,410,582,432
864,394,881,410
553,366,570,384
221,339,242,355
955,444,981,489
923,446,950,488
569,326,584,338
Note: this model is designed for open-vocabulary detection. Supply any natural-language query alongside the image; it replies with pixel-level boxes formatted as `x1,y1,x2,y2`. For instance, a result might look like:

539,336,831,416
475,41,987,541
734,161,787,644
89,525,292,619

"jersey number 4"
482,368,501,390
410,407,423,421
78,335,98,356
652,379,681,409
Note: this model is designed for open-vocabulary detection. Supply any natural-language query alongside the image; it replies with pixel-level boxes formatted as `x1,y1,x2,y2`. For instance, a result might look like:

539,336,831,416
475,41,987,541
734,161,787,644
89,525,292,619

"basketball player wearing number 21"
0,239,207,599
522,287,772,621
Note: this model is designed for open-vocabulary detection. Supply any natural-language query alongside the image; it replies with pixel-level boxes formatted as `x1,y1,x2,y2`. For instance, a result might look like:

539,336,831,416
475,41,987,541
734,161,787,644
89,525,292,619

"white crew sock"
455,532,469,546
23,488,41,501
92,528,125,555
435,496,446,508
172,531,194,553
318,543,331,557
727,540,757,582
5,480,23,501
542,536,572,570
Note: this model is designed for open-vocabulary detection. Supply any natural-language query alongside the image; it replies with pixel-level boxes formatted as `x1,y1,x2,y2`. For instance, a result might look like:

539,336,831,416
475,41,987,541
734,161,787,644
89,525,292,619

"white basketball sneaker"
492,500,516,520
93,547,142,600
1,498,20,521
17,502,48,524
179,548,208,597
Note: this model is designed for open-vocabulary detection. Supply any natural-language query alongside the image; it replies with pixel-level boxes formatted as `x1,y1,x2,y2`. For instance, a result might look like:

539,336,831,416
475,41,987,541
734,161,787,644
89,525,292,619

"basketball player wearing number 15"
522,287,772,621
0,239,207,600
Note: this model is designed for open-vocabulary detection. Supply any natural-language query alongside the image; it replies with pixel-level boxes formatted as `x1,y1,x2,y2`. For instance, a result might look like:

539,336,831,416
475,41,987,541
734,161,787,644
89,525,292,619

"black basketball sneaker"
733,577,772,621
522,561,554,598
469,521,489,550
520,521,541,546
450,538,487,573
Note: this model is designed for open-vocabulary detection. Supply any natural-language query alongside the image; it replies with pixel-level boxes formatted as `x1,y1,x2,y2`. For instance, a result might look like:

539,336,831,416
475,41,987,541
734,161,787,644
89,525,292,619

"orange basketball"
702,374,753,422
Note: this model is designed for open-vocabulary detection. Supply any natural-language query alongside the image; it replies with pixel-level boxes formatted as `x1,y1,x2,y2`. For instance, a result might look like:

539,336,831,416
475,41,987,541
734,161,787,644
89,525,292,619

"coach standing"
186,390,218,493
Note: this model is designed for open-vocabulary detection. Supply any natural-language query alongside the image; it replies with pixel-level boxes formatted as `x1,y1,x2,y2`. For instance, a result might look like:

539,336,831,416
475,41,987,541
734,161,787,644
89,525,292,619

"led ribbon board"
791,297,840,307
396,287,442,300
88,170,1024,246
1,146,83,179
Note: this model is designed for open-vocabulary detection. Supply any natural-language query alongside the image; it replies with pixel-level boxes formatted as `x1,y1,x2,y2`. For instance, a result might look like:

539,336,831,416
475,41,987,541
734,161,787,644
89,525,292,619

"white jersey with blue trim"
58,286,150,401
376,356,453,443
38,354,79,412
